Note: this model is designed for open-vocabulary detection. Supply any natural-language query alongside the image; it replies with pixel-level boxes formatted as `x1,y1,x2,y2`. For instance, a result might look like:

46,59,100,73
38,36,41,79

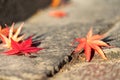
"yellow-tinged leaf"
0,23,25,48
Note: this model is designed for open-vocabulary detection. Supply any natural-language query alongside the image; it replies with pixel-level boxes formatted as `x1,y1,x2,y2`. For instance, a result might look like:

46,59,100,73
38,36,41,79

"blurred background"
0,0,69,26
0,0,120,27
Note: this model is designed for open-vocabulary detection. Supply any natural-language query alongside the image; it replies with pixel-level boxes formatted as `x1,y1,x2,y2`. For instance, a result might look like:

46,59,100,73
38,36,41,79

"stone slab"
0,21,119,80
0,0,120,80
50,60,120,80
48,21,120,80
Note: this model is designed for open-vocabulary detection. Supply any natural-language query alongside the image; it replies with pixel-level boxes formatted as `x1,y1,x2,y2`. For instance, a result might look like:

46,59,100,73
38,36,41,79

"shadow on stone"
0,0,52,26
102,36,114,42
32,33,47,47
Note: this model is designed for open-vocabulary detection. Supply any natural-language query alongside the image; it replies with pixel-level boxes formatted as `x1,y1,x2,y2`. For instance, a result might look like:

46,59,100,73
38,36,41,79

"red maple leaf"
4,37,43,55
49,10,67,18
73,28,111,61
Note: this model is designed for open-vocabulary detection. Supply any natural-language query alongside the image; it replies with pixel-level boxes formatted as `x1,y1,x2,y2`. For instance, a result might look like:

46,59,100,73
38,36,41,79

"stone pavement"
0,0,120,80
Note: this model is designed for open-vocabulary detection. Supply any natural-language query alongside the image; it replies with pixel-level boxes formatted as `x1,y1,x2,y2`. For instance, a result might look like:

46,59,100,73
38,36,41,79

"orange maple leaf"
0,23,25,48
0,26,9,36
73,28,111,61
0,23,18,42
0,25,9,41
51,0,61,7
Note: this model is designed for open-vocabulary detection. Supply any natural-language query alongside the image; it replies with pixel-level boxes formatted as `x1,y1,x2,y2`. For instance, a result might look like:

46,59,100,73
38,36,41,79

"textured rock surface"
1,21,120,80
50,60,120,80
0,0,120,80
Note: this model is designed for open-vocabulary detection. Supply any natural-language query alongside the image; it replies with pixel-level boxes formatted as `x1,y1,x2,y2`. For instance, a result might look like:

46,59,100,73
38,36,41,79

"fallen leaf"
0,23,25,48
0,26,9,42
49,10,67,18
4,37,43,55
51,0,61,7
73,28,111,61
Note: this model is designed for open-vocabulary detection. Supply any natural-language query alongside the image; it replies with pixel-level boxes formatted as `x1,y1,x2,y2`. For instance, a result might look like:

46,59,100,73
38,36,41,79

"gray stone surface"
27,0,120,26
48,22,120,80
1,21,120,80
50,60,120,80
0,0,120,80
